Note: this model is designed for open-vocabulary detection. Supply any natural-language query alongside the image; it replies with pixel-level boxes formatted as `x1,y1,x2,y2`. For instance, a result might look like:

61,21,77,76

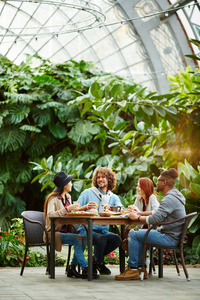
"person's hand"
127,211,140,220
87,202,98,210
128,205,140,213
67,203,80,211
103,204,111,211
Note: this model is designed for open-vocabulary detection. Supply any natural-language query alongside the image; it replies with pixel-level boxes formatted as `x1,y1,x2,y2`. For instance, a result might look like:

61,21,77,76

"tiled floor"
0,265,199,300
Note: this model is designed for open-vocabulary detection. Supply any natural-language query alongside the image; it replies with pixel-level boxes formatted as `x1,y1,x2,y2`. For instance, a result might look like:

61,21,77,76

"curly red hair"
92,167,117,191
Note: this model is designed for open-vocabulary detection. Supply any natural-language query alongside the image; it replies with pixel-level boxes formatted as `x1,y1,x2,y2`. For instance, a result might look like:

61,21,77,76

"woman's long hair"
138,177,158,205
43,189,63,219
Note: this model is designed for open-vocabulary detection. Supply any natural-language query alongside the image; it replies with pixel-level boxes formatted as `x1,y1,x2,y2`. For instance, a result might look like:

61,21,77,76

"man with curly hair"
76,167,123,275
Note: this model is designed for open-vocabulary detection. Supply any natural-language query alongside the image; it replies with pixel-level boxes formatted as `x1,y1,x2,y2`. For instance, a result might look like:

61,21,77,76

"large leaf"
90,82,104,99
0,126,26,153
188,213,200,233
189,182,200,198
68,121,99,144
32,107,53,125
192,235,200,255
141,105,154,116
7,105,30,124
48,122,68,139
20,125,41,133
73,180,83,192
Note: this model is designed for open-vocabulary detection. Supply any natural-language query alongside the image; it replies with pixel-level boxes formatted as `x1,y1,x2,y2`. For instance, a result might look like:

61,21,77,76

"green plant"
178,160,200,256
0,50,199,232
0,217,66,267
0,231,25,267
104,250,120,265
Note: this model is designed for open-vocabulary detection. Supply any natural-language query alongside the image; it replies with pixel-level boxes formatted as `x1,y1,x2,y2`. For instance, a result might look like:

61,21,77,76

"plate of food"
112,212,122,215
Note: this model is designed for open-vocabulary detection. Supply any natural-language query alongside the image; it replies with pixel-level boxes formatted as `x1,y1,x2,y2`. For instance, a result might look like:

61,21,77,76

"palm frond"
20,125,41,133
0,126,26,153
68,120,99,144
0,180,4,195
57,105,80,122
48,122,68,139
16,168,32,184
27,133,56,156
32,107,53,125
4,92,34,104
6,104,30,124
0,152,25,182
37,102,63,109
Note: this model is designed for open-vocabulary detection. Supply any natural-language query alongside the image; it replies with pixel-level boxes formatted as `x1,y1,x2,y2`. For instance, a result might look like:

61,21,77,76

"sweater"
134,194,159,212
76,187,123,232
147,189,186,244
43,195,67,252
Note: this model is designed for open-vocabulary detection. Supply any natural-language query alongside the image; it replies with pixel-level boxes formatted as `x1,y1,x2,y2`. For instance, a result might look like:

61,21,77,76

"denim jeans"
79,229,122,263
60,233,88,267
128,229,177,268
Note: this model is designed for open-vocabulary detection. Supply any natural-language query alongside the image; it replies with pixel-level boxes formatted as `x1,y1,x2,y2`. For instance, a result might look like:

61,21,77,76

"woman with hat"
44,171,99,279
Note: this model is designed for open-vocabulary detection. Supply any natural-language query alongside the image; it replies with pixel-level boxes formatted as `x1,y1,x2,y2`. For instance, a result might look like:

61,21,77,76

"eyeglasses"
157,179,165,182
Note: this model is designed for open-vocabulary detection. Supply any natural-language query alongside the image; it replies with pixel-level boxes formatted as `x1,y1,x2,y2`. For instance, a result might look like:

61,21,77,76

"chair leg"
20,246,28,276
46,244,50,275
141,245,148,280
149,247,156,275
65,245,72,274
179,249,190,281
173,250,180,276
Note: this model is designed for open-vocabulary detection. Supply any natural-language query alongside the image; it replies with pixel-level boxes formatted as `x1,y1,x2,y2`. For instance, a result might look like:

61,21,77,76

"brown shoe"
115,267,140,280
137,268,148,279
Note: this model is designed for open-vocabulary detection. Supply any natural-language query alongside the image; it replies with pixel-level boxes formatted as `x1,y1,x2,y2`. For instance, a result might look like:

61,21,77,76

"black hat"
53,171,74,192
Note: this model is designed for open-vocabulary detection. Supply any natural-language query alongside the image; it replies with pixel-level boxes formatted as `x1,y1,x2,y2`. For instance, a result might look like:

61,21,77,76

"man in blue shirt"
76,167,123,275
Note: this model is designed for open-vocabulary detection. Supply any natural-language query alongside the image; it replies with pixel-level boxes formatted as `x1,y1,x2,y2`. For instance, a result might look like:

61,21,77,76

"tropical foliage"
0,38,199,233
178,160,200,256
0,218,65,267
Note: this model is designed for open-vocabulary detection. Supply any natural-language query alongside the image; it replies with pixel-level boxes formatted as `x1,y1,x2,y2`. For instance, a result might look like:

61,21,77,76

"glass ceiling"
0,0,199,93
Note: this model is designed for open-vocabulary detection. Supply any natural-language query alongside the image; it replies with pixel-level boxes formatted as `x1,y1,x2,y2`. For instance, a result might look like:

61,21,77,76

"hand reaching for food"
68,203,80,211
87,202,98,210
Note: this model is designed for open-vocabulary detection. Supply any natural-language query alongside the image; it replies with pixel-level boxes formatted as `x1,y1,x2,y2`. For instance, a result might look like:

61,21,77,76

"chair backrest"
179,212,197,248
21,210,46,247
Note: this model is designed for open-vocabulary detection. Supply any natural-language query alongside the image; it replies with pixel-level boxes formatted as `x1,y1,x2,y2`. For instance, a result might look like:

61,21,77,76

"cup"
110,206,121,212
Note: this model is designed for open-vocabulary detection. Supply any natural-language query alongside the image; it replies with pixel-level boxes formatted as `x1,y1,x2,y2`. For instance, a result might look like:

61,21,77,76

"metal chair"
141,212,197,281
20,210,80,276
20,210,50,276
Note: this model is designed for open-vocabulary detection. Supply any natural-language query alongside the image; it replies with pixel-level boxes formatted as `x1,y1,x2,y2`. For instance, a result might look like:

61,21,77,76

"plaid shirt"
58,194,70,233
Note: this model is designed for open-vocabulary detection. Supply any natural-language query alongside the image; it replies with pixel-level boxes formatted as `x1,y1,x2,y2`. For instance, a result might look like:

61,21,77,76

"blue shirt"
76,188,123,233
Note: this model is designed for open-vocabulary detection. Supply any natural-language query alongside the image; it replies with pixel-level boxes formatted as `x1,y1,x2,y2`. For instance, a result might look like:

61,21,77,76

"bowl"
99,212,112,217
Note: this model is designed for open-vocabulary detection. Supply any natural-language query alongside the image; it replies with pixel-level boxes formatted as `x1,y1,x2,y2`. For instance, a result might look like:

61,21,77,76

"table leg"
158,249,163,278
87,218,93,281
119,225,125,273
50,218,55,279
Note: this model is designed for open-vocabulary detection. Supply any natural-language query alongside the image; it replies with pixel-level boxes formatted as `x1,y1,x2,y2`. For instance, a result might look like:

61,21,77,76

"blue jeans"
60,233,87,267
128,229,177,268
79,229,122,263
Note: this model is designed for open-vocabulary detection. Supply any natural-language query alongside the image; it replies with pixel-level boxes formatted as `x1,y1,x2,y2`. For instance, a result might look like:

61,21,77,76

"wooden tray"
66,212,97,217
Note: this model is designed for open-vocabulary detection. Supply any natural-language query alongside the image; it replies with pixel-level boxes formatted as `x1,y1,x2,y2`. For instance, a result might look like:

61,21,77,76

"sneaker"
115,266,140,280
82,267,100,279
137,268,148,279
96,262,111,275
